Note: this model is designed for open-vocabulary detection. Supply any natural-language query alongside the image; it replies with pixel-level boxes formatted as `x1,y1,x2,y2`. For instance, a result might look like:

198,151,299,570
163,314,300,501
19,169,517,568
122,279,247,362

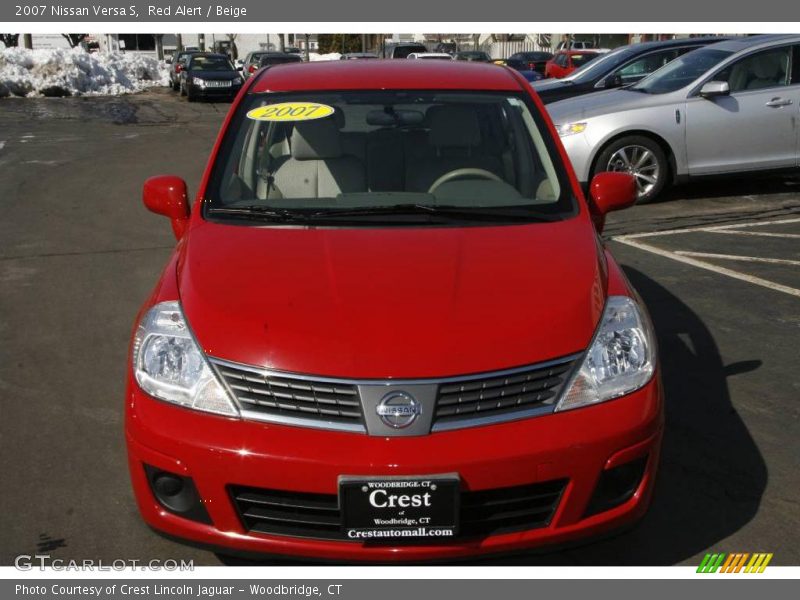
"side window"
712,47,791,93
616,49,680,81
555,54,567,67
792,45,800,84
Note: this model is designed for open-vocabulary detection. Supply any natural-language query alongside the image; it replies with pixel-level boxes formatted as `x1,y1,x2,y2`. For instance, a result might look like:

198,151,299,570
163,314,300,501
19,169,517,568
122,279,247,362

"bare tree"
225,33,238,59
1,34,19,48
61,34,89,48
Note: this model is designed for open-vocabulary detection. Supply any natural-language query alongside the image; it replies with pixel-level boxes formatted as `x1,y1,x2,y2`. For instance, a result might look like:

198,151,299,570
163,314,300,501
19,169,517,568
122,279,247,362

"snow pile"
309,52,342,62
0,47,169,97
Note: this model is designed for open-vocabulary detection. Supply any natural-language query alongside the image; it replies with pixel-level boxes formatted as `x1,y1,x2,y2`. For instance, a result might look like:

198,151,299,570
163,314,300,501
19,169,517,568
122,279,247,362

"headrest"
751,53,782,80
428,105,481,147
291,118,342,160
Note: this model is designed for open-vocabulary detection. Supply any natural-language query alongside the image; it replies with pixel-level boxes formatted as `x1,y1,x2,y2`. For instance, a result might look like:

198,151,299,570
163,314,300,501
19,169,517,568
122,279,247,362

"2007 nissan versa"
126,60,663,561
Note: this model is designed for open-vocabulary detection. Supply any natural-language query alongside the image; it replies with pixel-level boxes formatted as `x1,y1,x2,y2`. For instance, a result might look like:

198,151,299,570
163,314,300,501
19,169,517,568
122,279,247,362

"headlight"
556,121,587,137
556,296,656,412
192,77,205,87
132,301,239,417
233,76,243,84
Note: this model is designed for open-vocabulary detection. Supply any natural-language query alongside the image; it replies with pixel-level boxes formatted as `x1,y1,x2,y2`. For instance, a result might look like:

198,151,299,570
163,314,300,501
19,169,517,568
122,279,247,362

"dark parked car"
258,52,304,69
455,51,492,62
506,51,554,76
340,52,379,60
179,53,243,102
530,36,730,104
382,42,428,59
168,50,202,91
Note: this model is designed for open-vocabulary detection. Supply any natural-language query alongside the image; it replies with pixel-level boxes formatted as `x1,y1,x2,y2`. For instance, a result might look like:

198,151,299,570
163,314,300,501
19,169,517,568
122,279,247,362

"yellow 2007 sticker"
246,102,335,122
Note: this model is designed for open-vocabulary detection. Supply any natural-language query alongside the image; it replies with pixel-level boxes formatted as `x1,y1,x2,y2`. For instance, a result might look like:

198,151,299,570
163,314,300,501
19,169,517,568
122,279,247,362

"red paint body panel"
178,216,605,378
127,61,664,560
250,61,521,93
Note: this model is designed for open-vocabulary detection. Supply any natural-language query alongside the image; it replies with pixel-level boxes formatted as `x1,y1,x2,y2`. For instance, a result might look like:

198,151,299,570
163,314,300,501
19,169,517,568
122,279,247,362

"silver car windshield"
205,90,576,224
629,48,733,94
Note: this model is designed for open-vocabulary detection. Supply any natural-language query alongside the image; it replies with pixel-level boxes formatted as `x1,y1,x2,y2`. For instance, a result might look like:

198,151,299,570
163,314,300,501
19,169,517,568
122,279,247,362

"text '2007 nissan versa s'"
126,60,663,562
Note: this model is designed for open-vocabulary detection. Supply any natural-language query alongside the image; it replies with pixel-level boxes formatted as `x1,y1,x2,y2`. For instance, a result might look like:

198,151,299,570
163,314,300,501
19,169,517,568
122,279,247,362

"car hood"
546,88,675,124
530,79,575,93
178,216,607,379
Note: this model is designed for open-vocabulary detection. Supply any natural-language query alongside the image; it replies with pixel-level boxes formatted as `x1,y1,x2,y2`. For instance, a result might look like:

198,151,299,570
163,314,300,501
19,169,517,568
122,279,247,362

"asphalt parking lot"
1,88,798,566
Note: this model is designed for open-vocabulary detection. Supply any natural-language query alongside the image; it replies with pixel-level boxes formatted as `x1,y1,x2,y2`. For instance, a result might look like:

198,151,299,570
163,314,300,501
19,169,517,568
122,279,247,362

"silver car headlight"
132,301,239,417
556,296,656,411
555,121,587,137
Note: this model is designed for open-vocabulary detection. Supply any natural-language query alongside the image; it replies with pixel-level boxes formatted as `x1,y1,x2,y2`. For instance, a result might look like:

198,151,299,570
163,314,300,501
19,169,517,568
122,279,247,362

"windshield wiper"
208,204,559,224
308,204,559,222
207,206,311,222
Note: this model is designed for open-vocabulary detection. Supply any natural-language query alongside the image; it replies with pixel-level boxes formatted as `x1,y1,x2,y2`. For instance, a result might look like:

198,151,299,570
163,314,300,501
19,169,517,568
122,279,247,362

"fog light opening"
584,455,648,517
144,464,212,524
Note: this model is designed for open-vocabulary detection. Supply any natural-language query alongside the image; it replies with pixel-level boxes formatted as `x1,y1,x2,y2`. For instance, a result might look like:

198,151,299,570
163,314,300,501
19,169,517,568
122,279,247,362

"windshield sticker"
247,102,335,122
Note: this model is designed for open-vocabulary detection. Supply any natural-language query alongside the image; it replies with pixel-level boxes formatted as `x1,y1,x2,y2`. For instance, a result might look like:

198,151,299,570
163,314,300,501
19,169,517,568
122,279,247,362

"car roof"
249,60,523,93
556,49,601,55
699,33,800,53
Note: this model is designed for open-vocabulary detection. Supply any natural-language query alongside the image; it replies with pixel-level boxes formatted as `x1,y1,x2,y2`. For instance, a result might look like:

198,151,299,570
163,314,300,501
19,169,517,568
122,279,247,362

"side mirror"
699,80,730,99
588,172,637,231
602,73,623,89
143,175,190,240
165,56,172,64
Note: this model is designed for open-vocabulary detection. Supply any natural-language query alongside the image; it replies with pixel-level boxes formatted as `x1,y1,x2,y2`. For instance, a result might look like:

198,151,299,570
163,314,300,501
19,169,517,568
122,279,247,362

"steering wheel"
427,168,505,194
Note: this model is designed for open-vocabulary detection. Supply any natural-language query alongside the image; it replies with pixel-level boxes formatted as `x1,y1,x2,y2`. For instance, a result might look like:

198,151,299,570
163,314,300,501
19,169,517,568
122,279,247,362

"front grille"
230,479,567,541
215,362,363,426
434,358,576,427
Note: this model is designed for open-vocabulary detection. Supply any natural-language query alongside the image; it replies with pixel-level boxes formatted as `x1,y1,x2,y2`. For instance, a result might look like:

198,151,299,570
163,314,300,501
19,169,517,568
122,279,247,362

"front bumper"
125,373,663,562
188,83,241,98
558,131,595,184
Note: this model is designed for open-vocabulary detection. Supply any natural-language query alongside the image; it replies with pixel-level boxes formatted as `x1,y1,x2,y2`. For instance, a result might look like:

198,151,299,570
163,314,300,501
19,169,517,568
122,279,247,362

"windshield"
570,53,599,68
567,46,632,82
205,90,575,225
190,56,234,71
629,48,733,94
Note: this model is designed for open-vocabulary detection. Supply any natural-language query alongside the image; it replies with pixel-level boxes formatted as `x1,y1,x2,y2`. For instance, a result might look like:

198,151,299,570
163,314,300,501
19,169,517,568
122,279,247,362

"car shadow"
502,267,767,565
658,171,800,203
215,268,768,566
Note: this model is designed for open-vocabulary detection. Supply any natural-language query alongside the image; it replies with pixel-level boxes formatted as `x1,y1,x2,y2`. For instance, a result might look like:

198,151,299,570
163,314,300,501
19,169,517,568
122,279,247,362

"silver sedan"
547,34,800,202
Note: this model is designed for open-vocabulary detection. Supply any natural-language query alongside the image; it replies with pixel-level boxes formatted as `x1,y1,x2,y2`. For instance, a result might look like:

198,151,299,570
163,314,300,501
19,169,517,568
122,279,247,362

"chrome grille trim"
210,353,581,434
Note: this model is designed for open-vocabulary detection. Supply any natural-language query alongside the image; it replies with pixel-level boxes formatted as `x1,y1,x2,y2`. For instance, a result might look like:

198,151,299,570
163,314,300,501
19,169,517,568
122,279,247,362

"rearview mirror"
143,175,190,240
588,172,637,231
699,80,730,99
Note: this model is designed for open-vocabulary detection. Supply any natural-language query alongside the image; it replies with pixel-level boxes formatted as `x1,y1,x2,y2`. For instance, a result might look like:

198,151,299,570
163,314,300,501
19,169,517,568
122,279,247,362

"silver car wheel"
606,145,660,198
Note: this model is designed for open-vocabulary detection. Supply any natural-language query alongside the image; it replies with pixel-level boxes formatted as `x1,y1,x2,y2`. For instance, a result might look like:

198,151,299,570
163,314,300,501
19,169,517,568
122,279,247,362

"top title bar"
1,0,798,22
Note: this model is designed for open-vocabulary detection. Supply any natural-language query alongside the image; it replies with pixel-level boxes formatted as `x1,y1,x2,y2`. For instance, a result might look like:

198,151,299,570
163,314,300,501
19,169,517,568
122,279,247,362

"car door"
684,44,797,175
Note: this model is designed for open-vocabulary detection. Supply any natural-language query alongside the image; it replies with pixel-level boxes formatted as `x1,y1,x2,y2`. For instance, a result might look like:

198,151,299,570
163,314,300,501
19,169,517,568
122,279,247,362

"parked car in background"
455,51,493,62
168,50,202,91
506,51,553,76
548,34,800,203
258,53,304,69
407,52,453,60
179,53,243,102
284,46,302,55
545,50,601,79
340,52,379,60
131,59,660,563
382,42,428,59
434,42,458,54
530,37,730,104
557,40,596,50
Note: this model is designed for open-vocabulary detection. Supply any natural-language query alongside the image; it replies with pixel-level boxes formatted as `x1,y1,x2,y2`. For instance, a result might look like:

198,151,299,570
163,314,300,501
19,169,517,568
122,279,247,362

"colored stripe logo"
697,552,773,573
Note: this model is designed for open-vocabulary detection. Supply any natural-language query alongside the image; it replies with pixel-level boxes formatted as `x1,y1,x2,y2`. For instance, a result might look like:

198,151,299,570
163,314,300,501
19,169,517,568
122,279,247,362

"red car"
127,60,663,562
545,50,601,79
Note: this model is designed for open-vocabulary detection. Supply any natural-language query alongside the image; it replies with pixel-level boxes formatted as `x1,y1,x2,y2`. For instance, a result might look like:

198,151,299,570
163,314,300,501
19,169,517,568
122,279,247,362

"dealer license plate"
339,475,459,540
